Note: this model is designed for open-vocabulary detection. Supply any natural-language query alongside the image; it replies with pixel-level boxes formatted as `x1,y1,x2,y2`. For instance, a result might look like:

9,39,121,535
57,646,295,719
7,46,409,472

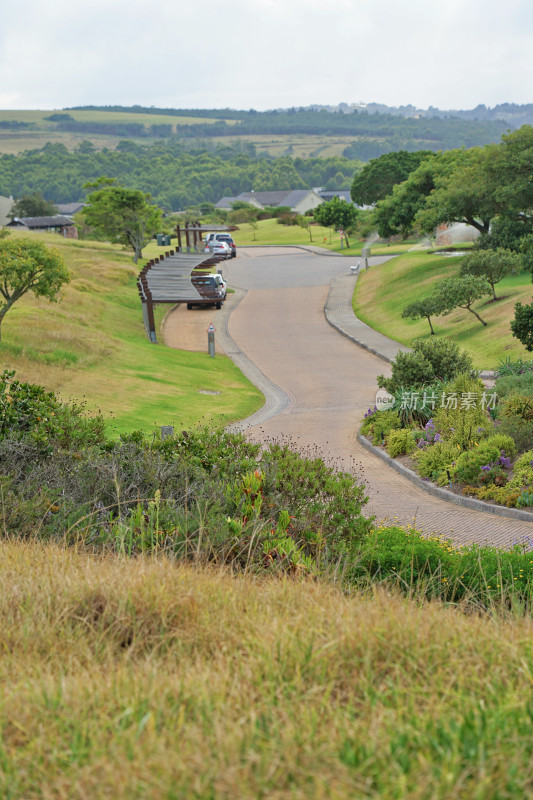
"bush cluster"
355,525,533,603
377,338,475,395
0,375,372,574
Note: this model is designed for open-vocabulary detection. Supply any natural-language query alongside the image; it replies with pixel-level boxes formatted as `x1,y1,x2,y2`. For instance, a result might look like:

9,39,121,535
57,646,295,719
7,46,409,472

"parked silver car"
204,240,232,259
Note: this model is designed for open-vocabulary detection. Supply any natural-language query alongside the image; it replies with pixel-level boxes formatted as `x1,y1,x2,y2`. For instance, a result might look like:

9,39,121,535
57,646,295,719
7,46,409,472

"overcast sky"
1,0,532,111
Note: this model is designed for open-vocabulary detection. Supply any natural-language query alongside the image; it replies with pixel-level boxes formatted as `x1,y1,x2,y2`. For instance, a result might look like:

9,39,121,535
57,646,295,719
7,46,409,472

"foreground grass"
0,233,262,434
2,538,533,799
353,249,533,369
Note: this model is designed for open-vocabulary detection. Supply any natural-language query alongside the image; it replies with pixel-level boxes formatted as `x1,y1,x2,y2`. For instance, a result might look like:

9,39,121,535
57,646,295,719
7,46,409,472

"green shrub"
360,409,401,441
517,490,533,508
514,450,533,471
354,525,533,603
433,374,489,448
453,442,501,485
484,433,516,459
501,394,533,422
385,428,416,457
414,442,458,481
463,484,522,507
377,339,475,394
0,369,105,451
495,372,533,399
508,450,533,489
378,350,435,394
260,442,372,555
497,414,533,453
413,337,475,380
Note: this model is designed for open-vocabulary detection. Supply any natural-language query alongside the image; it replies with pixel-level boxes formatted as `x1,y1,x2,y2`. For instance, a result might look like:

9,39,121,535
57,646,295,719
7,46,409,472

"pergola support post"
146,299,157,343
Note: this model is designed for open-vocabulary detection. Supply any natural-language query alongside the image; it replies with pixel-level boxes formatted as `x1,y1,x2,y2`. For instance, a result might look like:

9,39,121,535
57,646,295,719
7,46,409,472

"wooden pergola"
175,222,237,252
137,249,223,343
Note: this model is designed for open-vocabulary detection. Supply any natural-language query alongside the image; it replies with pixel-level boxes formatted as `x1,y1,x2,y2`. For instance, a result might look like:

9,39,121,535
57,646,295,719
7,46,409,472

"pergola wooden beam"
137,250,224,343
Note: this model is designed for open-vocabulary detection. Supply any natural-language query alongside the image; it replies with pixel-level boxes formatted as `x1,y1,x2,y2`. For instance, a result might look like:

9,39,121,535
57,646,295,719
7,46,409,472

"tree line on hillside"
63,106,507,149
0,142,359,210
353,127,533,349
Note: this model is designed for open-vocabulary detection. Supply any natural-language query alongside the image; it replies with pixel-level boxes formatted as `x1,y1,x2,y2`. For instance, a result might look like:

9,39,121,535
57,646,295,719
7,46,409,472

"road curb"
324,271,496,376
325,279,394,365
358,431,533,524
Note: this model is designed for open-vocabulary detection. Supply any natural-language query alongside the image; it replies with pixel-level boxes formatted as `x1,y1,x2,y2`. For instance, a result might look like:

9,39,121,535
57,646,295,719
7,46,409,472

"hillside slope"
2,539,533,799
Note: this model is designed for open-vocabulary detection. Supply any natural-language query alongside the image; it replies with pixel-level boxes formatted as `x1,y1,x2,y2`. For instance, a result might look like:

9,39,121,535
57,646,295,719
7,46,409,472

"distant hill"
294,101,533,128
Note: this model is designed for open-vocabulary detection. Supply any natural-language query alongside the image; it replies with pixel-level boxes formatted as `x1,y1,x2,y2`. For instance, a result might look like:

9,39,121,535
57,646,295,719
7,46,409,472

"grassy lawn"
228,217,418,256
3,538,533,799
353,249,533,369
0,233,262,435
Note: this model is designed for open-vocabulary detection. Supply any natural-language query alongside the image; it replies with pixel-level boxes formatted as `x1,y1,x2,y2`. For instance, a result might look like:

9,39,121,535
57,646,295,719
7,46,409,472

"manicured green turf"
225,217,417,256
0,233,263,435
353,249,533,369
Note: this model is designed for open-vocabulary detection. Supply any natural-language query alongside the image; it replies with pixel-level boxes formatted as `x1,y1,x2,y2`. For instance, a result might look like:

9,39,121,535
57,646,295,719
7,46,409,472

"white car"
204,241,232,259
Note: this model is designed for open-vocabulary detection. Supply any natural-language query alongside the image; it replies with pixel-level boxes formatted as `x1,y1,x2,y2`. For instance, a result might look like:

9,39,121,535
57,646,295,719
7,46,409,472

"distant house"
317,189,372,210
318,189,353,204
7,215,78,239
57,202,86,217
0,195,14,226
215,189,324,214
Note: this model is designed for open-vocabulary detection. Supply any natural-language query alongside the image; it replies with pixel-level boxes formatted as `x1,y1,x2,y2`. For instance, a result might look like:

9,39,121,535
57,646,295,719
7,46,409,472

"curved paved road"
165,248,533,547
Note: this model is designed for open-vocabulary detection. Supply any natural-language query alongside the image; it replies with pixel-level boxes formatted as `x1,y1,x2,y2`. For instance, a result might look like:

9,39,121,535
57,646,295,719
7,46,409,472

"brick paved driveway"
223,251,533,547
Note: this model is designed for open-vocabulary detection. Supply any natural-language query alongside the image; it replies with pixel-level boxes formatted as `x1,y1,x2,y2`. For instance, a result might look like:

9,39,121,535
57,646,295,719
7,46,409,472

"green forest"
0,141,360,210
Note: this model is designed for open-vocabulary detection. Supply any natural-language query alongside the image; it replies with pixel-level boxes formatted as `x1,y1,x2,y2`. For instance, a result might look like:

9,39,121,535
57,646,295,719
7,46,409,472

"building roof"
215,189,321,211
318,190,353,203
236,189,314,207
214,196,236,209
9,215,75,228
57,202,86,216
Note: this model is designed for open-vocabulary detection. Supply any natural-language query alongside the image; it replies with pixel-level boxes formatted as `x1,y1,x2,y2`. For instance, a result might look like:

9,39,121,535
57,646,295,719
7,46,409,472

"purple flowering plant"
416,418,443,448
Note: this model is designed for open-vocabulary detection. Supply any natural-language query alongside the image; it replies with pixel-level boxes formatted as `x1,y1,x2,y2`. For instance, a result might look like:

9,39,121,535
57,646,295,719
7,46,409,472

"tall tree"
350,150,434,206
314,196,358,247
511,300,533,351
8,192,58,220
83,177,163,263
372,156,437,239
0,238,70,340
414,147,502,236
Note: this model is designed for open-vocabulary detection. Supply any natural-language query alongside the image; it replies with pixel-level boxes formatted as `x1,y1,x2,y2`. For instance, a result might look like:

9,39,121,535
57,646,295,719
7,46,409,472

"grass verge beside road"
229,218,417,256
353,249,533,369
0,233,262,434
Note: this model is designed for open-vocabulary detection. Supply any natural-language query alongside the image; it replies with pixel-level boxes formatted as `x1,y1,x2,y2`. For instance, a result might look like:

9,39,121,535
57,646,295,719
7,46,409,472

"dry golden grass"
2,539,533,798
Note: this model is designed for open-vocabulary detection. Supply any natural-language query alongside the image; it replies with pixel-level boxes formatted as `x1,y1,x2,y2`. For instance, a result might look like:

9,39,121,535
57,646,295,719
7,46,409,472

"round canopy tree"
0,238,70,341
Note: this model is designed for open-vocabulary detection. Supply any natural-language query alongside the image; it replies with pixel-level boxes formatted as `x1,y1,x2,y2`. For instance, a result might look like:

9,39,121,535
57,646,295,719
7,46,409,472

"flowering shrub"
479,465,508,487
